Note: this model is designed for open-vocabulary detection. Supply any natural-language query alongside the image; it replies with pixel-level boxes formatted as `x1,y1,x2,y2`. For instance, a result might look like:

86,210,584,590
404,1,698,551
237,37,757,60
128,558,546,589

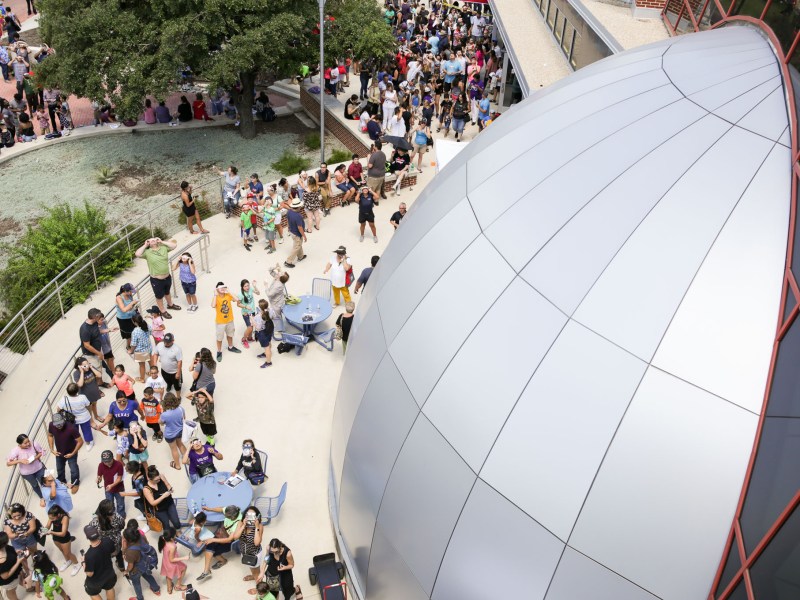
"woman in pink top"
143,99,157,124
6,435,47,507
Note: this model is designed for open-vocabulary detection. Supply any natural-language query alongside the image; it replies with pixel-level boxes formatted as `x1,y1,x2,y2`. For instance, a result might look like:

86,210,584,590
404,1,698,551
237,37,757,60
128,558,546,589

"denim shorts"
181,281,197,295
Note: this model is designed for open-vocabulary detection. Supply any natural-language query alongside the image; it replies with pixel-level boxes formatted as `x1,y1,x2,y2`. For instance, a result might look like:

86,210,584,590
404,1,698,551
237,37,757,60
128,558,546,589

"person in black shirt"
390,202,407,230
80,308,109,386
176,96,193,122
336,302,355,352
356,187,379,243
354,256,379,294
83,525,117,599
390,148,411,196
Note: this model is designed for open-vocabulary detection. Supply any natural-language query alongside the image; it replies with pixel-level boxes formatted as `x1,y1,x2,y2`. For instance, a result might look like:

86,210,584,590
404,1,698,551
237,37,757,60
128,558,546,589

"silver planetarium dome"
330,25,792,600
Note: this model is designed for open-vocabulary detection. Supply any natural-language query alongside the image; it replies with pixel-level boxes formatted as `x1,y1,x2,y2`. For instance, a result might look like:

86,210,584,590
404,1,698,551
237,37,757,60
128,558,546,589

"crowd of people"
0,2,500,599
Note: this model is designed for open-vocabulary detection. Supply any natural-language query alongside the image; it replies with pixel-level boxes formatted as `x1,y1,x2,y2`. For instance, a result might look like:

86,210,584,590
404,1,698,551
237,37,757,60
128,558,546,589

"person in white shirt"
471,14,486,39
323,247,353,306
145,365,167,402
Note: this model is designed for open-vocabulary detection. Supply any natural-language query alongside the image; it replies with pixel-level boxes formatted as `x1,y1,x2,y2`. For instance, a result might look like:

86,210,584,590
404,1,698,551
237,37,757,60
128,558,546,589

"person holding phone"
172,253,198,311
135,237,180,318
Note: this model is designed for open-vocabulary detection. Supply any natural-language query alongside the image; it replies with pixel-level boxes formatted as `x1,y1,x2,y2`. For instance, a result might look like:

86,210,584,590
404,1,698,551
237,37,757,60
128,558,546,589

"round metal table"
283,294,334,337
185,471,254,522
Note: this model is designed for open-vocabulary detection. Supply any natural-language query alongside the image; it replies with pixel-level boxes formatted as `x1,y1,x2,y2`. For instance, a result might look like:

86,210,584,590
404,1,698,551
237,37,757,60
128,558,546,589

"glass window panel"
765,314,800,417
782,285,796,326
749,502,800,599
740,416,800,553
724,579,749,600
700,0,726,27
717,539,743,596
561,23,574,54
554,14,564,42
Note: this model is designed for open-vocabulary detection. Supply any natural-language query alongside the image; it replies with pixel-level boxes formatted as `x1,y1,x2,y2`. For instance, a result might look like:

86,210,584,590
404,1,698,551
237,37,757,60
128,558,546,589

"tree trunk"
236,70,257,140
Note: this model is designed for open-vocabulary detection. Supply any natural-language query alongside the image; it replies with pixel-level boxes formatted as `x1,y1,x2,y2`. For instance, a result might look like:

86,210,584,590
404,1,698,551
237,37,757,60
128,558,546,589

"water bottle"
191,500,198,515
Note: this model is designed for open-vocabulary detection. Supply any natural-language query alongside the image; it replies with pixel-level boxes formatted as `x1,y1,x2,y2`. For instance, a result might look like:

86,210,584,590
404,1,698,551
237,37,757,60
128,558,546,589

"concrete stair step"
268,80,301,100
294,112,316,128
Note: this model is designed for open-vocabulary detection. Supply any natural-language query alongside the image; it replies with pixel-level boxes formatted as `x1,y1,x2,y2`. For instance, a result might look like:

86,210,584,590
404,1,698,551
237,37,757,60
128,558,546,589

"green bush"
272,150,312,175
328,148,352,164
304,132,321,150
0,203,134,352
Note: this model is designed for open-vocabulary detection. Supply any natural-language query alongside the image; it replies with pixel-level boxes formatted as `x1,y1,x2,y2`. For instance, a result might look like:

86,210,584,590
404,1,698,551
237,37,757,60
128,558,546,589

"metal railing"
0,178,222,386
1,234,212,513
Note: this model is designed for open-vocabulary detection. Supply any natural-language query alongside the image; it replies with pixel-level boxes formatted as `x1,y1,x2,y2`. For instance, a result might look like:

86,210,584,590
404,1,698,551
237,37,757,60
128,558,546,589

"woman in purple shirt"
182,438,223,483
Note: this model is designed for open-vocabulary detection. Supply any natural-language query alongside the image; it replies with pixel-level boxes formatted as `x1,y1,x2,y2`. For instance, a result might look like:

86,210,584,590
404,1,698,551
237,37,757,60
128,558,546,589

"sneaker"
87,441,95,451
242,338,250,349
374,236,378,243
197,571,212,582
257,353,266,358
298,254,307,262
216,352,222,362
260,362,272,368
228,346,242,354
59,560,72,572
244,244,251,252
360,235,364,242
70,563,82,577
279,237,284,244
234,120,240,126
284,262,295,268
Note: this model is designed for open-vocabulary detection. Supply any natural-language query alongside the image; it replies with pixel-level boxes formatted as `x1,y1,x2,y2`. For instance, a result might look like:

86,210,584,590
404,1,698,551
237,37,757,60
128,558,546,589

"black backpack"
130,542,159,573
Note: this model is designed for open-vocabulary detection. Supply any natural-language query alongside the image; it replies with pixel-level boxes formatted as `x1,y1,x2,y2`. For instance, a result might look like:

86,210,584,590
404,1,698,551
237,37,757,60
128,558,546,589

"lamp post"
318,0,326,164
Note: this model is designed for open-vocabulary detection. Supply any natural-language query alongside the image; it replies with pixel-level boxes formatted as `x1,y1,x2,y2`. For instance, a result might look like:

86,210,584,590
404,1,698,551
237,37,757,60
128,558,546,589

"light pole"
318,0,326,164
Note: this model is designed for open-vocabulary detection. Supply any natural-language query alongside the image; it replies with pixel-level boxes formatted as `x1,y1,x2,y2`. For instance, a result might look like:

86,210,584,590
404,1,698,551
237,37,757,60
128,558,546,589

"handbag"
59,397,76,424
197,463,217,477
189,363,203,393
144,506,163,533
266,574,281,593
181,419,197,445
241,553,258,567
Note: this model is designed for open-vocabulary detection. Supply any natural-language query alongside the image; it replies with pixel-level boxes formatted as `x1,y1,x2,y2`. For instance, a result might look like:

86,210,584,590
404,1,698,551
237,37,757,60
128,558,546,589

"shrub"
0,202,133,351
272,150,311,175
328,148,351,163
304,132,321,150
96,165,116,184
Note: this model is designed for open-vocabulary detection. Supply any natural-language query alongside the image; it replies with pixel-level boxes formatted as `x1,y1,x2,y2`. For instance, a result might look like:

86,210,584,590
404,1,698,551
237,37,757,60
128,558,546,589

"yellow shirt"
215,293,235,324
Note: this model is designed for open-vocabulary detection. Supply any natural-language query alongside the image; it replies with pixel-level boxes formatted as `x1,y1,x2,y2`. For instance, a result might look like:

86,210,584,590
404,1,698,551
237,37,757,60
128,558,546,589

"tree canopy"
36,0,396,138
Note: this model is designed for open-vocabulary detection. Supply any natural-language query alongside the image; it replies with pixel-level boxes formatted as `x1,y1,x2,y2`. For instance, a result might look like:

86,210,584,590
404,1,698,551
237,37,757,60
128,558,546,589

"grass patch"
304,132,321,150
328,148,352,164
272,150,312,175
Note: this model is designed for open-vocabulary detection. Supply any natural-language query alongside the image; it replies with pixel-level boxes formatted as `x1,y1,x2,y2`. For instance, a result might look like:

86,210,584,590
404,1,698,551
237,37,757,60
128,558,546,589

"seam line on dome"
645,140,780,366
515,108,714,289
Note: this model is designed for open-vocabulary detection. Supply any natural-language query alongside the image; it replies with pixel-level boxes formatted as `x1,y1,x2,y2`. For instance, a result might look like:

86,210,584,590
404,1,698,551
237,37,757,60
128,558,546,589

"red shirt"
192,100,207,120
347,162,363,183
97,460,125,491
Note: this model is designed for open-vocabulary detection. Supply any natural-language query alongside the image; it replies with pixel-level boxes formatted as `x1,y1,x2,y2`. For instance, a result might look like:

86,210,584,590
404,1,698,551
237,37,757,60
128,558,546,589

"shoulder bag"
143,503,163,533
59,396,76,424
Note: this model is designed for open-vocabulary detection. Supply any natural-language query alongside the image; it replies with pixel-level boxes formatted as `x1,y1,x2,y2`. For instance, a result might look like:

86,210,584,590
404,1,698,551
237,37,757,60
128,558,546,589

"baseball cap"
164,333,174,343
84,525,100,541
101,450,113,462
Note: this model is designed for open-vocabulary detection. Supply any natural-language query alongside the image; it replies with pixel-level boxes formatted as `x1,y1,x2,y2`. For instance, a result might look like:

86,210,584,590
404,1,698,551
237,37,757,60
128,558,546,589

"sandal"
174,586,186,592
169,461,181,470
295,585,304,599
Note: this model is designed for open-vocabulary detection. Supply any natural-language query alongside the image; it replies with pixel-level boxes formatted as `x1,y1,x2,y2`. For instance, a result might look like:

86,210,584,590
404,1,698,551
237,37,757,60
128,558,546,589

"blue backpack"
131,542,159,573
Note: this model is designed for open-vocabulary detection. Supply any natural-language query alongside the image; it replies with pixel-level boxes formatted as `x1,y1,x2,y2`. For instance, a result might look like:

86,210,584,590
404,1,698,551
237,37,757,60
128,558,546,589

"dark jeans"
162,369,181,392
0,63,8,82
55,453,80,486
130,569,160,600
105,491,126,518
360,73,370,99
21,466,46,499
156,504,181,531
46,103,59,132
